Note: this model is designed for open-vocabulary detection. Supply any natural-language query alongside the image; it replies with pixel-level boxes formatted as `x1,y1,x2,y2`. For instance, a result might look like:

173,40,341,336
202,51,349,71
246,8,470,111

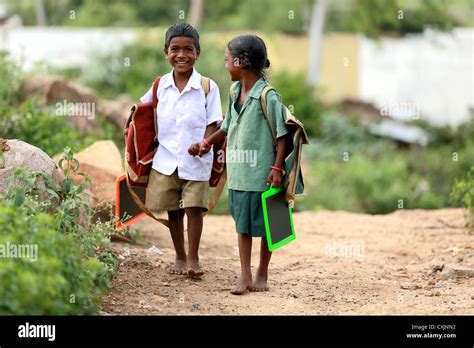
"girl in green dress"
188,35,288,295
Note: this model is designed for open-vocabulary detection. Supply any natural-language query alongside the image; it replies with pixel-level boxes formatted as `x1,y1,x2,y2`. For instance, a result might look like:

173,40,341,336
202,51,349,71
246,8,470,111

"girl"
188,35,288,294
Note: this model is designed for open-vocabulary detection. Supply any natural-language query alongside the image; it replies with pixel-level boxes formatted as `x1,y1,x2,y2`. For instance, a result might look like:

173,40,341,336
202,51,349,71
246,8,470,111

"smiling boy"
140,23,222,277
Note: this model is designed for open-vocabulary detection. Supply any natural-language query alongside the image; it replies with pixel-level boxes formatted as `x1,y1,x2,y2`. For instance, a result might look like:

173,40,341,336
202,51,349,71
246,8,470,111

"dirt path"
102,208,473,315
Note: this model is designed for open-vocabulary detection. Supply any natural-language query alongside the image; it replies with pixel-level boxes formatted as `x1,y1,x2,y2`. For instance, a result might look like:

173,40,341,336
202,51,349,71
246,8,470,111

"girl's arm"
266,135,288,188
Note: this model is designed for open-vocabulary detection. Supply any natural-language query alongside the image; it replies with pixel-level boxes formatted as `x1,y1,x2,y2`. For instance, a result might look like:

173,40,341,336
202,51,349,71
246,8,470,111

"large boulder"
54,140,123,206
99,94,133,130
22,75,103,137
0,139,64,194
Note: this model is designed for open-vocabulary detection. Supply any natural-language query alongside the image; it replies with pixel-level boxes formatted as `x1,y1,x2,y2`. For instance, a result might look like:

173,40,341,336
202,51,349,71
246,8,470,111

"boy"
140,23,222,277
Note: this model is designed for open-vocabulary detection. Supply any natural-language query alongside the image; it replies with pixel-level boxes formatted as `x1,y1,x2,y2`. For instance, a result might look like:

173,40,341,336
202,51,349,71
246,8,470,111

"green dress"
221,79,288,237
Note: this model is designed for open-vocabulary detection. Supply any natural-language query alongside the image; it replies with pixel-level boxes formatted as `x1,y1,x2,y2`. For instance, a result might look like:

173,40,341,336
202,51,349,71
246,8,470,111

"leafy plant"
0,203,104,315
0,148,119,314
451,166,474,226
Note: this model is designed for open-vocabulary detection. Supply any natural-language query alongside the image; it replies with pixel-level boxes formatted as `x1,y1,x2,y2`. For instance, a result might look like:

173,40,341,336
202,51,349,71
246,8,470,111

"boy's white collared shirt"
140,68,222,181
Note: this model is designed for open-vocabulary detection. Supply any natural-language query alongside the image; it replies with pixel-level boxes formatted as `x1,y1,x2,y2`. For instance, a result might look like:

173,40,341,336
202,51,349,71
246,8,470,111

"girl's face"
165,36,199,75
225,47,242,81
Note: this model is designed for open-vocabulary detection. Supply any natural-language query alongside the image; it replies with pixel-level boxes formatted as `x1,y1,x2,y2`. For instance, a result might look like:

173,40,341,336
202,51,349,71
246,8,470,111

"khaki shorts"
145,169,209,212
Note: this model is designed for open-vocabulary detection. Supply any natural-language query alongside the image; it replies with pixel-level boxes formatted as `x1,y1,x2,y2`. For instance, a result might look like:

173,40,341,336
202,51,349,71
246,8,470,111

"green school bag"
259,85,309,205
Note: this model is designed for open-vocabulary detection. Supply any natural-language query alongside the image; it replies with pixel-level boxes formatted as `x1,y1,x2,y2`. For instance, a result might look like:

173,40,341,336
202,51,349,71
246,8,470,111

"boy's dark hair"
227,35,270,79
164,23,200,52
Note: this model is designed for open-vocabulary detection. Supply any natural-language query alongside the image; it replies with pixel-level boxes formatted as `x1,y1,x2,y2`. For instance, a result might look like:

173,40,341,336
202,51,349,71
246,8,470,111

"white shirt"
140,68,222,181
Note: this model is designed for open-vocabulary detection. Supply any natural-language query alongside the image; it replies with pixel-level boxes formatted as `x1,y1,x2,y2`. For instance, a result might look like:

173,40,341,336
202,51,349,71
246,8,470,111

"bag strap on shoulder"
201,76,211,97
152,76,161,108
260,85,278,146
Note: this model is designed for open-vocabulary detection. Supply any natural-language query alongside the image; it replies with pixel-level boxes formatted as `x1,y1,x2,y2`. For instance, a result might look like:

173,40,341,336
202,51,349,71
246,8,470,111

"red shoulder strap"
152,76,161,108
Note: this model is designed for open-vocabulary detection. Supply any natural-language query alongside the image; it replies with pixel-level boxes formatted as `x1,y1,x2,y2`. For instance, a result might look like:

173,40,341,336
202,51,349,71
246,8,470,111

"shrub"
451,166,474,226
0,148,119,314
0,203,104,314
271,71,323,137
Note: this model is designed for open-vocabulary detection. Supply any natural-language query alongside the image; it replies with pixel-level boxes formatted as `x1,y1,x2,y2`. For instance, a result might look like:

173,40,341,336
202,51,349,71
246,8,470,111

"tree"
189,0,205,28
307,0,326,86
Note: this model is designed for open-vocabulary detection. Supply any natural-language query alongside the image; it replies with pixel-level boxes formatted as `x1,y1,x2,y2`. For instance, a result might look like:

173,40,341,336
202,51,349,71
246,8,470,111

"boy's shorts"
145,169,209,212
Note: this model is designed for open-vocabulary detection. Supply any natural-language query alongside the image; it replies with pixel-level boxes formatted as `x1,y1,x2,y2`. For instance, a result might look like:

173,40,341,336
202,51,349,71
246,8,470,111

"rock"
441,265,474,279
147,245,164,255
54,140,123,206
0,139,63,194
74,140,123,175
138,299,152,309
428,264,444,275
22,75,103,136
99,94,133,130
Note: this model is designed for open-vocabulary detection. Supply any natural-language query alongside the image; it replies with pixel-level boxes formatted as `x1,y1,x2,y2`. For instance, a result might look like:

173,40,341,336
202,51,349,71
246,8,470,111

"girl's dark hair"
227,35,270,78
165,23,200,52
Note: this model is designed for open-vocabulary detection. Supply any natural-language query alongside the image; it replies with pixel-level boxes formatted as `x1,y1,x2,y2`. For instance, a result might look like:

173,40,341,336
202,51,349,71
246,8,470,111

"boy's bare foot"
187,258,204,278
250,271,269,292
167,258,187,275
230,276,253,295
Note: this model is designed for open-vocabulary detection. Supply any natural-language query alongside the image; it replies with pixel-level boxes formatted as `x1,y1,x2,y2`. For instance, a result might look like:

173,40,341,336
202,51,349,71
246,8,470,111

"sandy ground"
101,208,474,315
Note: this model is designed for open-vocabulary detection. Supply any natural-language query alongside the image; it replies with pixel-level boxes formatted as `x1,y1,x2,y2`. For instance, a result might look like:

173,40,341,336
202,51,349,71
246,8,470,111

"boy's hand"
188,143,200,156
188,141,211,157
266,169,282,188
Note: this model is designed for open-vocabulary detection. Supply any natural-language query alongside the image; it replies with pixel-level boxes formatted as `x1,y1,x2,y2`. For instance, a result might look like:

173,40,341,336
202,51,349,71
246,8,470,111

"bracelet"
271,166,283,171
203,138,211,148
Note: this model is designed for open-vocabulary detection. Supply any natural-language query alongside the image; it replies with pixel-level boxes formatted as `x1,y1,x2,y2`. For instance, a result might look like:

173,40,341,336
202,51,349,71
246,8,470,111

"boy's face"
164,36,199,74
225,47,242,81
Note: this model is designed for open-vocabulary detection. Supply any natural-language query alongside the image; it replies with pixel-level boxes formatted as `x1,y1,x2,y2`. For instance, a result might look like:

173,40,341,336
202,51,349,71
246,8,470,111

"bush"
0,52,118,157
271,71,323,136
0,100,99,157
0,203,105,315
0,148,119,314
299,147,446,214
451,166,474,226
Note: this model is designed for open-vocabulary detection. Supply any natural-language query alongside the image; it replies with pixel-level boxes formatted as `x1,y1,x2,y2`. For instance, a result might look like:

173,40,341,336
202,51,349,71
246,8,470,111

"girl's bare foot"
250,271,269,292
187,257,204,278
167,258,187,275
230,275,253,295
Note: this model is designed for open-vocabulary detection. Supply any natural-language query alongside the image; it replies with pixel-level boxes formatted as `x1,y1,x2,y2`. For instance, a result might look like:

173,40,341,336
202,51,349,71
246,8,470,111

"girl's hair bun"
227,35,270,79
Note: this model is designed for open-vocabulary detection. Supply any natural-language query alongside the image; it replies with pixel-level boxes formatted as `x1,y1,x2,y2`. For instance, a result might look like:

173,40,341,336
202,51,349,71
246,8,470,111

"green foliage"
0,100,98,157
0,148,119,314
297,112,473,214
271,71,322,136
0,204,104,315
326,0,460,38
202,0,308,33
0,52,122,156
82,36,169,101
0,51,22,117
299,149,445,213
451,166,474,226
3,0,468,34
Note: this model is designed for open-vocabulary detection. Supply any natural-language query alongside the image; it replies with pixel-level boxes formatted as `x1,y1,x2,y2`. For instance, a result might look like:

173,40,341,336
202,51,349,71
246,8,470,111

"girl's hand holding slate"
266,168,282,188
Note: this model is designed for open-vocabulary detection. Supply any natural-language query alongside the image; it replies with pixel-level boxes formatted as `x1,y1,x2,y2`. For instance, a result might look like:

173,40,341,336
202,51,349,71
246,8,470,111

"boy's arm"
266,135,288,188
